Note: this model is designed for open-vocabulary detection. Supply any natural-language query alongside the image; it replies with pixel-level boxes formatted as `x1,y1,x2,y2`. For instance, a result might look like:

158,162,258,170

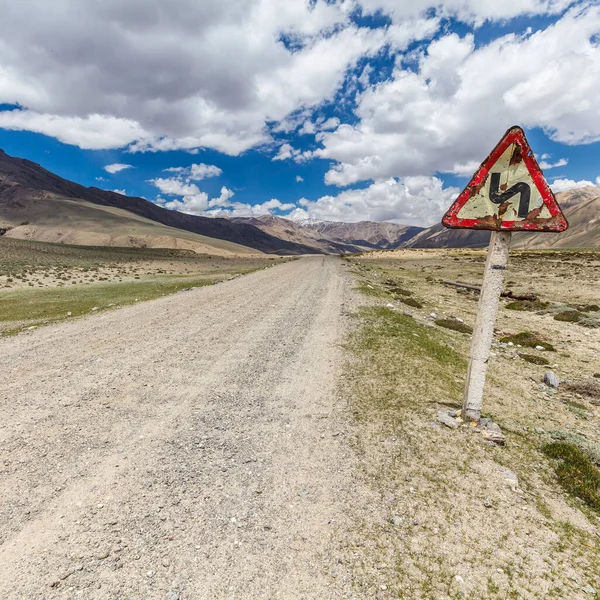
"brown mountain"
299,219,423,249
0,149,318,255
230,215,423,253
406,187,600,249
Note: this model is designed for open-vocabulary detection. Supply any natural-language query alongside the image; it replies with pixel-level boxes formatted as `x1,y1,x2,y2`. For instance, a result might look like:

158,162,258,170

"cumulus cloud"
164,163,222,180
539,158,568,169
0,0,429,155
104,163,133,174
0,111,146,150
288,177,459,226
296,175,304,182
112,188,127,195
551,178,597,192
316,5,600,186
150,177,202,196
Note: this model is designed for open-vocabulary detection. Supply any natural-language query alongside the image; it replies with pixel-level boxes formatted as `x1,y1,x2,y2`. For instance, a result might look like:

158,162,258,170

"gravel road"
0,256,359,599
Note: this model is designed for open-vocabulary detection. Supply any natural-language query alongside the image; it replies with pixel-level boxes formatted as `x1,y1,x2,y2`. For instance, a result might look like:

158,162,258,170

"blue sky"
0,1,598,226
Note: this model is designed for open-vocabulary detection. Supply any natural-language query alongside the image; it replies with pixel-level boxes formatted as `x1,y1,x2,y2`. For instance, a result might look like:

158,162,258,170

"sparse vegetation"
435,318,473,334
500,331,555,351
554,310,584,322
519,353,549,365
543,442,600,511
506,299,550,311
400,296,423,308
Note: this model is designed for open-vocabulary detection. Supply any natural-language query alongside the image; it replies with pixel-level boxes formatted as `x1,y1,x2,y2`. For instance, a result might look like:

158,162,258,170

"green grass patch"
389,286,413,297
0,275,218,333
500,331,555,351
506,300,550,312
435,318,473,334
519,353,548,365
400,297,423,309
356,282,387,298
348,307,466,420
543,442,600,511
554,310,584,323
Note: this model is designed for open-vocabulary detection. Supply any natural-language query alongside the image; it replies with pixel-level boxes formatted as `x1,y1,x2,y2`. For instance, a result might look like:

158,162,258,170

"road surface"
0,257,358,599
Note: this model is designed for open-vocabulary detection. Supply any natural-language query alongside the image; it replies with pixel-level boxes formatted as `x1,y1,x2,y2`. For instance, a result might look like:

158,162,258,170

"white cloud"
361,0,573,26
273,143,298,161
299,120,317,135
539,158,568,169
156,185,295,219
551,178,597,192
0,0,433,155
112,188,127,195
316,5,600,186
0,110,146,150
150,177,202,196
320,117,340,131
164,163,222,180
296,175,304,182
104,163,133,174
288,176,459,226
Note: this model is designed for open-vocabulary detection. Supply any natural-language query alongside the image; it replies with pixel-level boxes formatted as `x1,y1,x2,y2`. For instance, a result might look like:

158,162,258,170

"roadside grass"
342,253,600,598
348,306,465,421
0,275,217,334
435,318,473,334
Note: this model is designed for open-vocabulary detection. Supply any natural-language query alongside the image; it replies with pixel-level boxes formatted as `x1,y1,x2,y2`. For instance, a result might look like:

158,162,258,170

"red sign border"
442,126,568,232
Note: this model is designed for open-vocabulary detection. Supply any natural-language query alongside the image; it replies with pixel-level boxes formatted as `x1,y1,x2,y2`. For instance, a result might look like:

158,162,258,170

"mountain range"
0,148,597,254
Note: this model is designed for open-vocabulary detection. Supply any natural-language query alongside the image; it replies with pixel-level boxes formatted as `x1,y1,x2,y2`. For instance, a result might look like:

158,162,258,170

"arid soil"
0,256,358,599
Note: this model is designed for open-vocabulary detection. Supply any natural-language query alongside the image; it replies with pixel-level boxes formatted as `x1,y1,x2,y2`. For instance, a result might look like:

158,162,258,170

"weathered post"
441,126,568,422
462,231,511,421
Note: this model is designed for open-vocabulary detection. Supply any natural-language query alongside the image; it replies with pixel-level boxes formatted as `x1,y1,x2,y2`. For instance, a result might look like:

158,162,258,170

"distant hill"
0,149,318,255
406,187,600,249
230,215,423,253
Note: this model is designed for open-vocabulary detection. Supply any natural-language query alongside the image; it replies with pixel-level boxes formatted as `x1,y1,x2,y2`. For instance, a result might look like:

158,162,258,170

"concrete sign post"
442,126,568,422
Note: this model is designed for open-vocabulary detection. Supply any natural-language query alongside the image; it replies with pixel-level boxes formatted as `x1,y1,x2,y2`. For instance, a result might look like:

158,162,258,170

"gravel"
0,257,357,599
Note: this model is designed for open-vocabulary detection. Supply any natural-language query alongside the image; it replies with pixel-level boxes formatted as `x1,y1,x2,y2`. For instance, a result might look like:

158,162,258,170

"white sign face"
442,126,568,232
456,142,552,223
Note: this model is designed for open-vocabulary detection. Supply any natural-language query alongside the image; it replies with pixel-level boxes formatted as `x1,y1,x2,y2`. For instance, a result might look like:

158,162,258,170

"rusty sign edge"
442,126,569,232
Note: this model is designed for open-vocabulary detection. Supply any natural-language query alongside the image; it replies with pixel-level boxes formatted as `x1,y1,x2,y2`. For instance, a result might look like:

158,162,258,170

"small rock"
544,371,560,389
390,515,403,526
483,498,493,508
96,550,110,560
454,575,465,585
386,303,394,308
582,585,596,595
162,557,171,567
66,312,72,316
535,345,545,351
502,469,519,490
429,312,437,319
91,307,99,311
481,430,506,445
437,412,458,430
166,592,180,600
146,570,154,578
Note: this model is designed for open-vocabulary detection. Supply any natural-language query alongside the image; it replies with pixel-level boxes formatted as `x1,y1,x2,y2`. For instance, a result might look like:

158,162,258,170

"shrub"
554,311,583,323
401,297,423,309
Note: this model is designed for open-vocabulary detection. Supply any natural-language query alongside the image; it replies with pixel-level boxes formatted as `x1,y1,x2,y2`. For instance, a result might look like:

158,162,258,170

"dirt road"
0,257,358,599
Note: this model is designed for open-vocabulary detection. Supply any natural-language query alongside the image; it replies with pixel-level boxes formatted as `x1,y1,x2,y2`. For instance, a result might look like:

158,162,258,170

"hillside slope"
0,150,318,255
230,215,423,253
406,187,600,249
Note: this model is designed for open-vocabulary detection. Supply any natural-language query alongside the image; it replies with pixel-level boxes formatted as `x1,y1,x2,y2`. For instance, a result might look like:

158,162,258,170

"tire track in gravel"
0,256,358,599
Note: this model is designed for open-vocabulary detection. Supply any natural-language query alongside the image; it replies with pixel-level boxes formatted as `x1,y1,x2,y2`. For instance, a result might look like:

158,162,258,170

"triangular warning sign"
442,126,568,232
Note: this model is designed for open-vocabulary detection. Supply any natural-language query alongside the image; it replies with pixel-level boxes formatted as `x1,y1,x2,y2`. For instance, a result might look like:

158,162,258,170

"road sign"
441,126,568,423
442,126,568,232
